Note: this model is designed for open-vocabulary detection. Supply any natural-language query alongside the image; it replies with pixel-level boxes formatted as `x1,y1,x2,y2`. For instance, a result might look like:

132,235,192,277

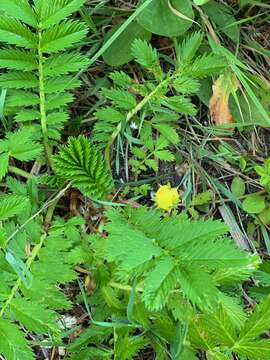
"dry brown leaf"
209,74,238,130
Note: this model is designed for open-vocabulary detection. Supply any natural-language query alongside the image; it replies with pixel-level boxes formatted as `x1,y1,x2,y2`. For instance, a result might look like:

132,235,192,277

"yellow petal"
155,184,180,211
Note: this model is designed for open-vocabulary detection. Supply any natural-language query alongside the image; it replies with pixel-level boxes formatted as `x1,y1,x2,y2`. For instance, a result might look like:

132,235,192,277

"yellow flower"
155,184,180,211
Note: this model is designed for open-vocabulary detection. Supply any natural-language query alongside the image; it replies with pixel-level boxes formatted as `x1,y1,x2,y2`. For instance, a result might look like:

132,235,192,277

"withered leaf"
209,73,238,129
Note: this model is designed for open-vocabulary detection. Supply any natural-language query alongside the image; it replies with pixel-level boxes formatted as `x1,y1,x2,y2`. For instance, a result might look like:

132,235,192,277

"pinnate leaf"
0,318,34,360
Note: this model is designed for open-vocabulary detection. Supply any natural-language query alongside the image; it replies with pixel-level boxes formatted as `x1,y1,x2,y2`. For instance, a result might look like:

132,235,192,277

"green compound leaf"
0,194,29,221
10,298,60,335
53,135,114,199
0,318,34,360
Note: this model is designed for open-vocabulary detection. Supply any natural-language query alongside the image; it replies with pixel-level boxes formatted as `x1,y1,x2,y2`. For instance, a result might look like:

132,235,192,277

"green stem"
6,182,72,245
8,165,34,179
44,200,58,232
109,281,143,293
0,233,47,318
0,187,64,318
38,29,52,166
105,75,172,166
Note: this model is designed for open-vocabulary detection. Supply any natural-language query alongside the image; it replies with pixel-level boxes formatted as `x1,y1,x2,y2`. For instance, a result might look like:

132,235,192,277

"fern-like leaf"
0,72,38,89
237,294,270,342
0,48,37,71
0,319,34,360
44,76,81,93
132,39,159,68
234,339,270,359
10,298,60,335
36,0,86,29
185,53,227,78
201,306,237,347
102,88,136,110
96,206,252,310
177,31,203,64
0,15,36,48
5,90,40,108
142,257,179,310
0,153,9,181
0,0,38,27
43,52,89,76
180,237,250,268
0,0,89,143
0,128,43,162
105,208,162,278
0,195,29,221
40,19,87,53
178,265,218,307
53,135,113,199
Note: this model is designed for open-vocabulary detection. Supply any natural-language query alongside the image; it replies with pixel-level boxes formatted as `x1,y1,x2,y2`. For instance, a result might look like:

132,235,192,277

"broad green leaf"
255,158,270,187
231,176,245,197
102,21,151,66
258,206,270,225
231,74,270,126
137,0,194,37
198,75,270,127
202,2,240,43
242,193,266,214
